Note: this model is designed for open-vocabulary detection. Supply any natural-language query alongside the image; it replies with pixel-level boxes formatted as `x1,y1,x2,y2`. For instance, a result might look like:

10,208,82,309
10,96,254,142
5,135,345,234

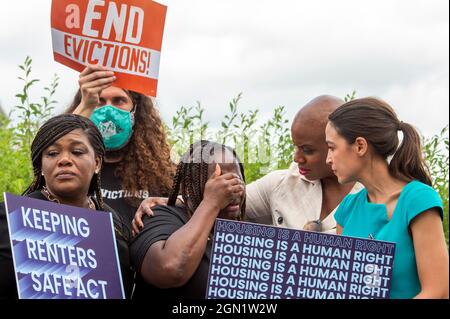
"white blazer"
245,162,364,234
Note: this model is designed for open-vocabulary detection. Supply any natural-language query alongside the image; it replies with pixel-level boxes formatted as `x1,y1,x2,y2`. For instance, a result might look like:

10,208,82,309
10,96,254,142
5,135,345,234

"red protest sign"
51,0,167,97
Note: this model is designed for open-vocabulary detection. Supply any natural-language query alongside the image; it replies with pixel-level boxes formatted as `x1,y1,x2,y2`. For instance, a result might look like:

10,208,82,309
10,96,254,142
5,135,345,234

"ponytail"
389,122,432,186
329,98,432,186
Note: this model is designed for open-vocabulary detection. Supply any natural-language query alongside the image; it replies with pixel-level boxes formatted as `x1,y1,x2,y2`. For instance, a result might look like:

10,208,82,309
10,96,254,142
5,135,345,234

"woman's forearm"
156,200,219,286
72,103,94,118
414,289,449,299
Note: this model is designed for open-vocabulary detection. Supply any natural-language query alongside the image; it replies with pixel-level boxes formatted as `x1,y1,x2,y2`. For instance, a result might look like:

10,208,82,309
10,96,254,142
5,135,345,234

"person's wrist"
73,101,96,117
200,198,221,213
81,99,98,110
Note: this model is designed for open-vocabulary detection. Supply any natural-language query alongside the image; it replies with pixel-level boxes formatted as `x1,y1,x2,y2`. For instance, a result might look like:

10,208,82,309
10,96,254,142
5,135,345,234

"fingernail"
215,164,221,176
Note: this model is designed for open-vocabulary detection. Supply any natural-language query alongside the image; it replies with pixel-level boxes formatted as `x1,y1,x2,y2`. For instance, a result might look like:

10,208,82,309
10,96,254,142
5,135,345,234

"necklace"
41,186,96,210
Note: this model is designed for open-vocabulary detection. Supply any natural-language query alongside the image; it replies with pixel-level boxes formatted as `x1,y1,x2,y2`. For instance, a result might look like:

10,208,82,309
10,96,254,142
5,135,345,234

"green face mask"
90,105,135,151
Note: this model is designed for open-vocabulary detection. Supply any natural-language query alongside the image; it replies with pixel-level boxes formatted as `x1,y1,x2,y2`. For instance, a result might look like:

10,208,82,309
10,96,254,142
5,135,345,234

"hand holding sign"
77,64,116,111
51,0,167,96
3,193,124,299
215,163,222,177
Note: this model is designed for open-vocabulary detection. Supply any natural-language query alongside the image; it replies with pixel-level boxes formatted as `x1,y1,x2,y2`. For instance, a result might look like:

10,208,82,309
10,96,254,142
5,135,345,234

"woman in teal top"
334,181,443,298
325,97,449,299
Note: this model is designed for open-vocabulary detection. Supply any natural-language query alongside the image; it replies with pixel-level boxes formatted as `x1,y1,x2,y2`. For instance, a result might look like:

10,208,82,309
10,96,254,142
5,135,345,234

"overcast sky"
0,0,448,137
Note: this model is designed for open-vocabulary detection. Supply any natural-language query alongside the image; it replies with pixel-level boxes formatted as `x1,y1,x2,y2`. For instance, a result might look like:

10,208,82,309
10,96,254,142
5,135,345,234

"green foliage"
423,126,449,245
0,113,33,194
166,92,449,244
167,93,293,183
168,102,209,162
0,56,58,195
344,90,357,102
1,58,448,245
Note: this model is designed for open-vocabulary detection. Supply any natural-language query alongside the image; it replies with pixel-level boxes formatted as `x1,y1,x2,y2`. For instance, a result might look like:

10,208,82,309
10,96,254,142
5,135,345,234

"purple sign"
206,219,396,299
4,193,124,299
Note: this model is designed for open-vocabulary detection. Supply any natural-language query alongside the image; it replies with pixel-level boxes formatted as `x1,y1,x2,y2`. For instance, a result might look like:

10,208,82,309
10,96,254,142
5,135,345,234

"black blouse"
130,205,212,299
0,191,133,299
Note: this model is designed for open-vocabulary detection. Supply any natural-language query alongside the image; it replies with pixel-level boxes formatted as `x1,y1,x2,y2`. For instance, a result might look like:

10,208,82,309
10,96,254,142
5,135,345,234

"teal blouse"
334,180,443,299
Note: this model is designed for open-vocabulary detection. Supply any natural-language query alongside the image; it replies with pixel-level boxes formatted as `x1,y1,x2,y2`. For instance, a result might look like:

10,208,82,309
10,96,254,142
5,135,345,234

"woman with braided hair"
0,114,133,299
129,140,246,299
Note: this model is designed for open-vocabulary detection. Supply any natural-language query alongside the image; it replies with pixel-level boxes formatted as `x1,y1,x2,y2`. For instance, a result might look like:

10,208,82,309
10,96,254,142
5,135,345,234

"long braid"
188,143,200,208
167,142,193,207
167,163,184,206
198,141,212,204
23,174,44,196
200,161,209,200
189,163,203,212
237,162,246,220
186,141,210,214
94,172,106,211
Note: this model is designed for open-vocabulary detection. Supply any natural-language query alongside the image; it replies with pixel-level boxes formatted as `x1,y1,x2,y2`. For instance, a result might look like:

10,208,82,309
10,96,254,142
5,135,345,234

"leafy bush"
167,93,293,183
423,126,449,245
166,93,449,244
0,56,58,195
0,57,448,245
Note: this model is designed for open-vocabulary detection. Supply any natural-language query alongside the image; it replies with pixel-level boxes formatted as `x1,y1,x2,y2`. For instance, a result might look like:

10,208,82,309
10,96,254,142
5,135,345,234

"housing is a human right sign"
207,219,396,299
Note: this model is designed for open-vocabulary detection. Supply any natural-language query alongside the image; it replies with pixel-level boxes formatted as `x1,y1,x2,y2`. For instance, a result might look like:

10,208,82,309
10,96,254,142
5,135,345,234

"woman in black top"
130,140,246,299
0,114,132,299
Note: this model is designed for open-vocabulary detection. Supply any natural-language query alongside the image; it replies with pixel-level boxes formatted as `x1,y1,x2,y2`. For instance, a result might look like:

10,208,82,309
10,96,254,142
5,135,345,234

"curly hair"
66,90,175,207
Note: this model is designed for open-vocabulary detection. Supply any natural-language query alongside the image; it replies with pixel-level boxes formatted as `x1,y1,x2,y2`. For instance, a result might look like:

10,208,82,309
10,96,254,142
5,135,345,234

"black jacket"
0,191,133,299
